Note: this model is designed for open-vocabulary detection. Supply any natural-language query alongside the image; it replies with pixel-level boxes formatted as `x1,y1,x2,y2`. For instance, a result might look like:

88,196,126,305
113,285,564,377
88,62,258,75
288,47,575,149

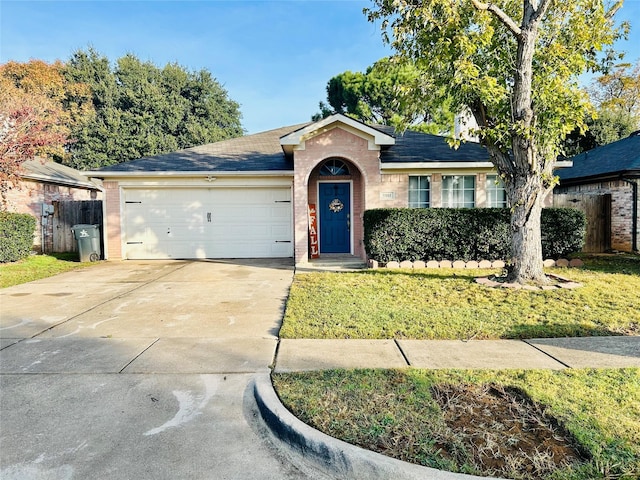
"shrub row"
363,208,585,263
0,212,36,263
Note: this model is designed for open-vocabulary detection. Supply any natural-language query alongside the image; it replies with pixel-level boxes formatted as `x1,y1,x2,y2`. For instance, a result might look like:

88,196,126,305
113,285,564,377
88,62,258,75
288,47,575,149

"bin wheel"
89,253,100,262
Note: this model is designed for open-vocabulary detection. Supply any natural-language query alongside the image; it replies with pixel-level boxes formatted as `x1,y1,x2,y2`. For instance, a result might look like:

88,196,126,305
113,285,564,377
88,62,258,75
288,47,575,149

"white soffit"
84,170,294,178
553,161,573,169
382,160,574,171
382,162,494,170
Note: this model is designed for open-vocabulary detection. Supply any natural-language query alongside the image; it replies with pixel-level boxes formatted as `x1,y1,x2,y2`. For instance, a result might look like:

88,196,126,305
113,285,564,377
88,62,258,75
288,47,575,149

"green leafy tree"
563,60,639,155
367,0,625,284
63,48,243,169
313,57,453,133
591,60,640,118
563,108,636,156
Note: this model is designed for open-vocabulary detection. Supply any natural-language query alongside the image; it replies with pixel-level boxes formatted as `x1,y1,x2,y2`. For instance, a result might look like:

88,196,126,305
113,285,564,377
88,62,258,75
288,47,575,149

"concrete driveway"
0,259,321,480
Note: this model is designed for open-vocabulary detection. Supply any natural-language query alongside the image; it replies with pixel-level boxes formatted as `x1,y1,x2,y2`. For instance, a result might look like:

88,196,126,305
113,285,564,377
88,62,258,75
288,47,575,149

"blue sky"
1,0,639,134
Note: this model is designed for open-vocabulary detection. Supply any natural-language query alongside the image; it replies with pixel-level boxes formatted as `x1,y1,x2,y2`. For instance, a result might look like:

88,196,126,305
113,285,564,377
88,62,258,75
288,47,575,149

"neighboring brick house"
3,158,103,253
555,131,640,252
87,114,569,266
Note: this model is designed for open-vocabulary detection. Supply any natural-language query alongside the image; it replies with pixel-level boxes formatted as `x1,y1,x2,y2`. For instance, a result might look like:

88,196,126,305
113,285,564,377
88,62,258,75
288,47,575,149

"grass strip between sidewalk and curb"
272,368,640,480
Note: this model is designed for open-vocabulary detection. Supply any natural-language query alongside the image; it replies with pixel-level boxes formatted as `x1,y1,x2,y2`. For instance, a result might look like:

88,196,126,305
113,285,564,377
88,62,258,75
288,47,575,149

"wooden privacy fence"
51,200,103,253
553,193,611,253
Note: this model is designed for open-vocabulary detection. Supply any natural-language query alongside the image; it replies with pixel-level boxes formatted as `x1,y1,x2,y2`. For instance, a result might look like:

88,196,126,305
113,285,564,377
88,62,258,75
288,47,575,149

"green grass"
280,255,640,339
277,255,640,478
273,368,640,480
0,253,96,288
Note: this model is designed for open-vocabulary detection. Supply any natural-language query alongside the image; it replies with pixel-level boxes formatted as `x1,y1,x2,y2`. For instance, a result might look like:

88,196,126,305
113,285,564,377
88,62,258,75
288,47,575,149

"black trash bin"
71,224,101,262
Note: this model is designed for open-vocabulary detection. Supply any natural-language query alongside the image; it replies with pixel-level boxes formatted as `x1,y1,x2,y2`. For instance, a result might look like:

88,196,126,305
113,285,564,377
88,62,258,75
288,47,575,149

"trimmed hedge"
0,212,37,263
364,208,585,263
540,208,588,259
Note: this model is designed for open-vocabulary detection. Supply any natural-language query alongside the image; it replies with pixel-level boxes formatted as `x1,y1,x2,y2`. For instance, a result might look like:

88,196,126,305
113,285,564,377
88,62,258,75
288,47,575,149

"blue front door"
319,182,351,253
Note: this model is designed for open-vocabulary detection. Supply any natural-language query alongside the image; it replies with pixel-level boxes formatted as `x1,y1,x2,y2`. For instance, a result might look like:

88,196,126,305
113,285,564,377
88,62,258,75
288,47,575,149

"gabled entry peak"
280,113,395,154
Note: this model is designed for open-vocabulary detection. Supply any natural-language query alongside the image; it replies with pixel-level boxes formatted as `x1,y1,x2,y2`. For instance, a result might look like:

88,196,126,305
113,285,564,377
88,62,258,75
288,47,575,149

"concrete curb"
253,372,493,480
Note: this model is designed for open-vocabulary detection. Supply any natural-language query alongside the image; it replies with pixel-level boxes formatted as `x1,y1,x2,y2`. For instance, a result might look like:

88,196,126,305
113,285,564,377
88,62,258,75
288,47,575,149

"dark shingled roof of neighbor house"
558,131,640,183
91,121,492,174
22,158,101,190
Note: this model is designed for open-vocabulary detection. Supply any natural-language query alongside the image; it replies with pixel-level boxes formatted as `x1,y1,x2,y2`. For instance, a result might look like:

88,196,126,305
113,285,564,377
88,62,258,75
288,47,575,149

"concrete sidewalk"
259,335,639,480
274,336,640,372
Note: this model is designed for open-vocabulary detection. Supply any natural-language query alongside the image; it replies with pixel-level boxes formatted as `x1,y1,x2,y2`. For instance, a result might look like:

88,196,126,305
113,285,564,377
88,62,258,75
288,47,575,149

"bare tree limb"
470,0,522,36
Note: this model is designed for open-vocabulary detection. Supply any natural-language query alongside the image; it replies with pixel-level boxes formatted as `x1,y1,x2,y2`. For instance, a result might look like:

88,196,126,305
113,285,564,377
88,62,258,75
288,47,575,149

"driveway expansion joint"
119,338,161,373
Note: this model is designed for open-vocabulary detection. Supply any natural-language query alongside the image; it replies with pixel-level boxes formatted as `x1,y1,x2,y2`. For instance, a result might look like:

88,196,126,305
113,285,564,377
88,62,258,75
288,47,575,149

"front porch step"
296,255,367,272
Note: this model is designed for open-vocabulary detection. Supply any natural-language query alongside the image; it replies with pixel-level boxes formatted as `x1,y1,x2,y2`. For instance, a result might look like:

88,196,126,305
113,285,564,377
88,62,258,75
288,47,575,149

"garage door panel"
123,187,292,259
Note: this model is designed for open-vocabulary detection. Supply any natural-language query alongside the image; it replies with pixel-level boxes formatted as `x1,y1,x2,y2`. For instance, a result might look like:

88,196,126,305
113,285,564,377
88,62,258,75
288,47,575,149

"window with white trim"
408,176,430,208
486,174,508,208
442,175,475,208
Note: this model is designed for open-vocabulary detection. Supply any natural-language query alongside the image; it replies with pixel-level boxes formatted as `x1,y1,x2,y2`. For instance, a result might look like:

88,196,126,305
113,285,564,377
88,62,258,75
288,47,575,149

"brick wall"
293,127,380,263
556,180,638,252
103,181,122,259
290,126,545,263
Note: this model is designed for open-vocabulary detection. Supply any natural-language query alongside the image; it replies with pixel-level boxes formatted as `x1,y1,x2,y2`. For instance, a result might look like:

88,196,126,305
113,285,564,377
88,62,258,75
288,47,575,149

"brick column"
104,182,122,260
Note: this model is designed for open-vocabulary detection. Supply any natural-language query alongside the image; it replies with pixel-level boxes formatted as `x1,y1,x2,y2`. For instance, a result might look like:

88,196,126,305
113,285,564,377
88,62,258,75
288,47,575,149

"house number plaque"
329,198,344,213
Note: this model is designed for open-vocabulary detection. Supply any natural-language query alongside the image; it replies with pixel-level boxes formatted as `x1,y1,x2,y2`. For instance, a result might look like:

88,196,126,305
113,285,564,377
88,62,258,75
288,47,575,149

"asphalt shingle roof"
22,158,100,189
92,121,491,174
93,124,309,173
375,126,490,163
558,131,640,183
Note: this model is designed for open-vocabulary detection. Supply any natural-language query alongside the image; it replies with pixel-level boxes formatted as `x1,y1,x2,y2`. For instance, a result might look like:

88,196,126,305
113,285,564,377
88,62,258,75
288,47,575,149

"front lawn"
280,255,640,339
273,368,640,480
0,253,94,288
275,255,639,479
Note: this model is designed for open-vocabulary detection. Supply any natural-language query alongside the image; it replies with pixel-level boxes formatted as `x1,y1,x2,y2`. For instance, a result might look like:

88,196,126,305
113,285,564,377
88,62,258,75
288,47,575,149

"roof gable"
558,131,640,183
279,114,395,154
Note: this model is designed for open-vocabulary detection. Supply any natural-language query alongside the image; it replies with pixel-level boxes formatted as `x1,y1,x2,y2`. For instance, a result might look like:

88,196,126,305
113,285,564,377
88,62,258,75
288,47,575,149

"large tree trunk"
468,0,555,285
504,11,549,285
506,174,549,284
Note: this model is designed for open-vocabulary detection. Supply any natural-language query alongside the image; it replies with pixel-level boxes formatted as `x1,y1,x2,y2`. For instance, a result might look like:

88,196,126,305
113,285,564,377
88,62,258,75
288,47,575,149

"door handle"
207,212,212,223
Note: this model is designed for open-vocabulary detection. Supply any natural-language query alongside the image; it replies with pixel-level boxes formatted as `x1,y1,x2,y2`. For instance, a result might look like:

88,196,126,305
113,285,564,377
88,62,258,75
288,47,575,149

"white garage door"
123,187,293,259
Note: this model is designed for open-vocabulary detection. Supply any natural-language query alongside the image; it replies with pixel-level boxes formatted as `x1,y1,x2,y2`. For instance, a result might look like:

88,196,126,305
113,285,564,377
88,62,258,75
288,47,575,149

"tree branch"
605,0,624,19
530,0,553,23
470,0,521,37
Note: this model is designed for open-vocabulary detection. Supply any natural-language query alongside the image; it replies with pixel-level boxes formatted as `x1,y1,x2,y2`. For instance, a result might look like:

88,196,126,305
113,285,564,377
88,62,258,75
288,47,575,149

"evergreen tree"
63,48,243,169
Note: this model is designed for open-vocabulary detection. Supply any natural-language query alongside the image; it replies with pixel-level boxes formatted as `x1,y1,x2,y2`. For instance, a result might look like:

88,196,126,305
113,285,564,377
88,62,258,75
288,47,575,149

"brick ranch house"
87,114,572,266
555,130,640,253
5,158,102,254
